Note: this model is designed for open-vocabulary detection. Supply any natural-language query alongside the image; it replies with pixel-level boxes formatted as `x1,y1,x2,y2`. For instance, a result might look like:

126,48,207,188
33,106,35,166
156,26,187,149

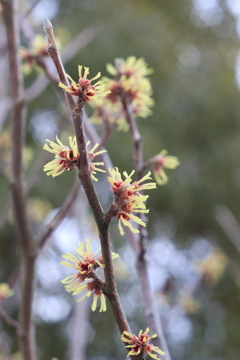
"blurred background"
1,0,240,360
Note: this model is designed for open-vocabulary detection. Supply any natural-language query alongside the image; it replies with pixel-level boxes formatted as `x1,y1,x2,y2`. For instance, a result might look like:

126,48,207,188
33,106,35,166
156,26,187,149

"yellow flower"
152,150,180,185
0,283,14,301
88,57,154,132
71,280,107,312
61,239,118,311
59,65,110,103
108,168,156,235
103,56,154,122
104,74,154,119
43,136,79,177
86,141,107,182
61,239,103,292
121,328,165,360
106,56,153,80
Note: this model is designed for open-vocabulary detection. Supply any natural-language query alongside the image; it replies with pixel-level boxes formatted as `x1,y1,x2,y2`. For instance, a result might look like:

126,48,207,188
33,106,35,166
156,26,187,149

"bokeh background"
1,1,240,360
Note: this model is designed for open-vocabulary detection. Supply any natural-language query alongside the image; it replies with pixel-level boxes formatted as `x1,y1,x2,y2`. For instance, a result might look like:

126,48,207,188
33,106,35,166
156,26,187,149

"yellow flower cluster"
43,136,79,177
89,56,154,132
59,65,110,103
108,168,156,235
151,150,180,185
121,328,165,359
43,136,106,181
61,239,118,312
106,57,153,79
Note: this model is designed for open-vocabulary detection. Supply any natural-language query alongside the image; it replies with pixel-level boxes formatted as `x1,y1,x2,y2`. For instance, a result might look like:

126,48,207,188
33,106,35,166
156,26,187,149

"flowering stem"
122,100,172,360
73,100,133,337
2,1,37,360
72,103,105,220
44,19,142,360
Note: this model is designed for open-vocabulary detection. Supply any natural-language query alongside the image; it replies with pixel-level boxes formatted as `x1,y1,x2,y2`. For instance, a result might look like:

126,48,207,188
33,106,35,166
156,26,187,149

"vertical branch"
123,100,171,360
2,1,37,360
72,104,104,224
43,19,143,360
68,96,133,339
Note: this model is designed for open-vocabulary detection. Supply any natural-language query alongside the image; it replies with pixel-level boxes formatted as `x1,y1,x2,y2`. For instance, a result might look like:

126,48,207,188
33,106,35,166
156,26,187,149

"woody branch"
2,1,37,360
43,18,144,360
122,98,171,360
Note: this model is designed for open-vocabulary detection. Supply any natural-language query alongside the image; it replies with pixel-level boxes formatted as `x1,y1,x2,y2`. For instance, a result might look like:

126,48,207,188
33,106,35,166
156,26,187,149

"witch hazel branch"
40,17,180,360
8,18,181,360
0,18,180,358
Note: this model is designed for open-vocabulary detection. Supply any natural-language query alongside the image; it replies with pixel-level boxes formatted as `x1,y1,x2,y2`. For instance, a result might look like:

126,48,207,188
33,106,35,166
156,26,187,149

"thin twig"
214,205,240,254
38,181,81,250
24,0,42,17
19,12,35,44
0,306,19,331
2,2,37,360
61,24,103,63
123,100,143,178
123,100,171,360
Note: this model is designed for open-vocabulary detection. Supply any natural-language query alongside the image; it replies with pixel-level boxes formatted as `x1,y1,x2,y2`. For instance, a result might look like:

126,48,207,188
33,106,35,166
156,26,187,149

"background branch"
0,306,19,331
2,1,37,360
38,180,81,250
214,205,240,254
123,100,171,360
0,151,49,229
